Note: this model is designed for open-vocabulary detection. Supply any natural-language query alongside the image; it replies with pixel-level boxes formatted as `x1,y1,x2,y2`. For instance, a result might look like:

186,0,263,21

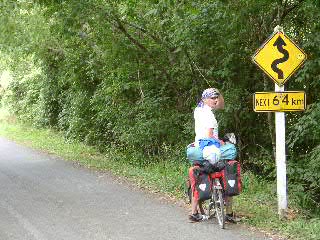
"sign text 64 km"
254,91,306,112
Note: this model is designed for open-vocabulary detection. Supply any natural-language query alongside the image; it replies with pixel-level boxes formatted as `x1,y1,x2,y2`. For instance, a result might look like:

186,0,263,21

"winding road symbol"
252,31,307,86
271,36,289,79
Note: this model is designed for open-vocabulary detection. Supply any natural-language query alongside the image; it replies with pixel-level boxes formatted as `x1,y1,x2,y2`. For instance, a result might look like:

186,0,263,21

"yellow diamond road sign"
254,91,306,112
252,31,307,86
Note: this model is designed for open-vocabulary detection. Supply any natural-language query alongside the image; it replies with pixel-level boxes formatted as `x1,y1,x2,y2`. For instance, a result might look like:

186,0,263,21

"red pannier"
221,160,242,196
196,172,212,201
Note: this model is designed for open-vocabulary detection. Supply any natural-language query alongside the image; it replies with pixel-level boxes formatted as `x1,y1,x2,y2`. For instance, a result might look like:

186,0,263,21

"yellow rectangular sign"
254,91,306,112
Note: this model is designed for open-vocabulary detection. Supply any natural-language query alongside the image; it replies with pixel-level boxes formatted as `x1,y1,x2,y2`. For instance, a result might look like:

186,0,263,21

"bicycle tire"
213,188,225,229
206,196,215,218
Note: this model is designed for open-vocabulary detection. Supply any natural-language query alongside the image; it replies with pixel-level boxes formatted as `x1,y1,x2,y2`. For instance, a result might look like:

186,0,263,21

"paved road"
0,137,270,240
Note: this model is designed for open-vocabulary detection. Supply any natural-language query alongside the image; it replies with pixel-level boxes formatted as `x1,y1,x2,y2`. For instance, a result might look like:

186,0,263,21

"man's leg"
189,166,199,215
225,196,233,215
225,196,237,223
198,201,205,215
188,166,202,221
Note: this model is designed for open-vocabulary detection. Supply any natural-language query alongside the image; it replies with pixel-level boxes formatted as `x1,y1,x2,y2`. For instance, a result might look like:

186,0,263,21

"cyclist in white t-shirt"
194,91,222,164
189,88,235,222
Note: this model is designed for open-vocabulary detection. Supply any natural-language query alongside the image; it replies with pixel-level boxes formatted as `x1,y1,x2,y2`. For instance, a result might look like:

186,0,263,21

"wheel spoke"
214,189,225,229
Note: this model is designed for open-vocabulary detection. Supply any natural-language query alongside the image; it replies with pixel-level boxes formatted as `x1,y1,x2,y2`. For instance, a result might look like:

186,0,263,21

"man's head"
201,88,222,109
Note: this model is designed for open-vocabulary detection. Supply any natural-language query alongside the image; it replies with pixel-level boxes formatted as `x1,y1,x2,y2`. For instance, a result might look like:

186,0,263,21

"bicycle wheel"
213,188,225,229
205,196,215,218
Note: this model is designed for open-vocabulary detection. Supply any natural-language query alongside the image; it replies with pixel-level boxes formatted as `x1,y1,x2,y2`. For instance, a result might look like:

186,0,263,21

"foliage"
1,0,320,213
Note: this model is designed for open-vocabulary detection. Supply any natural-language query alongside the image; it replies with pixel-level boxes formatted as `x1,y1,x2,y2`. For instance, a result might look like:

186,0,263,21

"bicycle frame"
210,172,223,189
207,171,226,228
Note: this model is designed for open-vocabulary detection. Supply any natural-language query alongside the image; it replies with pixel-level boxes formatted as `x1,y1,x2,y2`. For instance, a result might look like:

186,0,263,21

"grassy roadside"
0,116,319,240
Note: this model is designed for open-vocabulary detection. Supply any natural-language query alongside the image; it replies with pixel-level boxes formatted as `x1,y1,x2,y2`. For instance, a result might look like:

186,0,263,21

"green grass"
235,173,320,240
0,114,319,240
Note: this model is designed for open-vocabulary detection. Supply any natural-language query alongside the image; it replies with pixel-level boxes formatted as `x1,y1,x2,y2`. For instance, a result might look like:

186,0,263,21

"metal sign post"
275,84,287,217
252,26,307,219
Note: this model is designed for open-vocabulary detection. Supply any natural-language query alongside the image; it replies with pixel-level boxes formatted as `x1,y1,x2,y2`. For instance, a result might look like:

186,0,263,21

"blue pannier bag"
186,143,204,164
220,143,237,160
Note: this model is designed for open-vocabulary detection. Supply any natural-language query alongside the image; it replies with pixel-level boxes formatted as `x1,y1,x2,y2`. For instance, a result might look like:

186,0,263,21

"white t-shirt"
194,105,218,145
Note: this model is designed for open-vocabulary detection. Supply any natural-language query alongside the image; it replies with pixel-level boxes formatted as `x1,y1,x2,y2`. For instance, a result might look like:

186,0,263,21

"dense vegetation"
1,0,320,216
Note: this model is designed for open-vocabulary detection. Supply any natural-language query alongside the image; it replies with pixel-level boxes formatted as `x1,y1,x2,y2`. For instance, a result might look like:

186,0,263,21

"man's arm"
206,128,215,138
206,128,224,145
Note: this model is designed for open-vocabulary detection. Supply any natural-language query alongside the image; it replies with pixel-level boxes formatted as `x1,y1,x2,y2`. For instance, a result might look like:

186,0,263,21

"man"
189,88,235,223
